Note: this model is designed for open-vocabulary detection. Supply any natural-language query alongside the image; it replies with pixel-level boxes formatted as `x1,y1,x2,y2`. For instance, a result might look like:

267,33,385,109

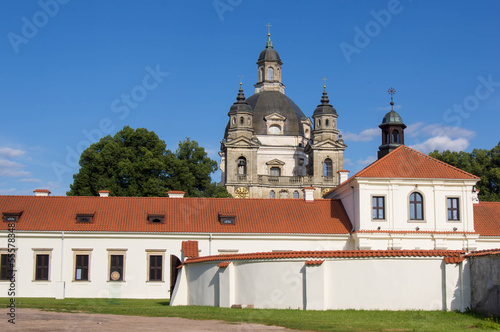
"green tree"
430,141,500,202
67,126,231,198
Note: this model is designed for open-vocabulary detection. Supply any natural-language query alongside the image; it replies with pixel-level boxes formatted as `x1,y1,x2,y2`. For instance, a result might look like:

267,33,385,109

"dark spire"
236,82,246,103
388,87,395,111
321,85,330,105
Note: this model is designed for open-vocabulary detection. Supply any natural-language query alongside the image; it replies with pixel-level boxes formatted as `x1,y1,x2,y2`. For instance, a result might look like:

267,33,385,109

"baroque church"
219,32,347,199
2,30,500,314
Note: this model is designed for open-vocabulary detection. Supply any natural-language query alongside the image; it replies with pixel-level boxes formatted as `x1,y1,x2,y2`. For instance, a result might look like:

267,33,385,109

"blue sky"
1,0,499,196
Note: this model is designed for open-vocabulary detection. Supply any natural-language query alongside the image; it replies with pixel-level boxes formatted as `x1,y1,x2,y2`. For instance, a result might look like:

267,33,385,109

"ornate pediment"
266,158,285,166
264,112,287,121
312,138,347,150
224,136,260,148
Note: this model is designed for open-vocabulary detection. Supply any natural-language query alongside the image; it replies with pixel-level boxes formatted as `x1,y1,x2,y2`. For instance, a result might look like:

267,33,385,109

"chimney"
337,170,350,185
302,187,315,202
168,191,185,198
98,190,110,197
33,189,50,197
182,240,199,259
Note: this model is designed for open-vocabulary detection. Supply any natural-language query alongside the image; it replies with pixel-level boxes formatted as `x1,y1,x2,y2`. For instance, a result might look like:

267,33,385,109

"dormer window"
148,215,165,224
76,214,94,223
2,212,22,222
219,215,235,225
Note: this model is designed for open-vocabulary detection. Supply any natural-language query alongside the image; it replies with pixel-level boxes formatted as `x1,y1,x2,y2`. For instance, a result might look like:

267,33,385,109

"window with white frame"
409,192,424,220
372,196,385,220
447,197,460,221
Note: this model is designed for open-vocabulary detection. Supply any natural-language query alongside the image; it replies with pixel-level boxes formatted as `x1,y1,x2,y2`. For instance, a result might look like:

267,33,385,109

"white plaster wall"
325,258,446,310
234,261,304,309
356,179,477,233
182,257,470,311
0,231,350,299
186,263,220,306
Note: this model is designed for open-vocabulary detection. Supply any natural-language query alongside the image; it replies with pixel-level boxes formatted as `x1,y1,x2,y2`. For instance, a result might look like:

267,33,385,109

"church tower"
309,85,347,194
378,87,406,159
220,29,346,199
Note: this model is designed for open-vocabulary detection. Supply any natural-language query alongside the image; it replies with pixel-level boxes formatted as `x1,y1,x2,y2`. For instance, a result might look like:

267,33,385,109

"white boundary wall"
172,257,471,311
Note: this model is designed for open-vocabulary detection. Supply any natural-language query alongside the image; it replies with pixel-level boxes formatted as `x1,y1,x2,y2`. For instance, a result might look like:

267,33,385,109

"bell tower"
254,24,285,94
378,87,406,159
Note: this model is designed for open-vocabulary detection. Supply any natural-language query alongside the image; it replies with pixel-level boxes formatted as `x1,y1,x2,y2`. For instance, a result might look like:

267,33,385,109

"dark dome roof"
257,48,282,63
381,110,404,125
313,90,337,116
245,91,307,136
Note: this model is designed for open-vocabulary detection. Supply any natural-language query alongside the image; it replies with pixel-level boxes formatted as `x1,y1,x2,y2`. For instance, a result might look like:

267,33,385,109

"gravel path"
1,308,297,331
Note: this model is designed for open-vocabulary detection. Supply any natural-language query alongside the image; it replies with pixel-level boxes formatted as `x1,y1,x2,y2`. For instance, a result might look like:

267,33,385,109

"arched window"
260,68,264,82
293,190,299,199
384,130,389,144
324,158,333,177
325,119,329,127
268,67,274,81
409,192,424,220
240,117,244,125
392,130,400,143
270,190,276,199
237,157,247,175
318,119,321,128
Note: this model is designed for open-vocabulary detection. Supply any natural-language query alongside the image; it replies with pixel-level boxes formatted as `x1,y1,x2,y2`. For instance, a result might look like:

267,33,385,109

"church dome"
257,48,282,63
381,110,404,125
246,91,307,136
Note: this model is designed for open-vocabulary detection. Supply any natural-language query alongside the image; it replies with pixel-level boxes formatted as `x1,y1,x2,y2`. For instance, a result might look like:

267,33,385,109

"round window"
269,125,281,134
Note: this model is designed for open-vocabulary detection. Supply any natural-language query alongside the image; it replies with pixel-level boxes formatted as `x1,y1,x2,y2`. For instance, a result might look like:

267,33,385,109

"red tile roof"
168,191,185,194
184,249,466,265
217,262,231,268
473,202,500,236
354,230,478,235
0,196,351,234
33,189,51,193
350,146,479,180
466,248,500,257
182,241,199,258
305,259,324,266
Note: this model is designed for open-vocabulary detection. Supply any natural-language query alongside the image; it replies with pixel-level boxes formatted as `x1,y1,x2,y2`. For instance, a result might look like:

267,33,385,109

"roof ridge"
401,145,480,179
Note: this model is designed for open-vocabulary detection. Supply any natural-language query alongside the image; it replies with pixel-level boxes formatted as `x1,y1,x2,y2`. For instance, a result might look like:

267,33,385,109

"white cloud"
377,104,402,111
405,122,425,137
0,159,30,177
341,128,379,142
406,123,475,140
20,178,42,183
410,136,470,154
0,147,25,158
357,155,377,166
343,158,354,166
0,188,16,194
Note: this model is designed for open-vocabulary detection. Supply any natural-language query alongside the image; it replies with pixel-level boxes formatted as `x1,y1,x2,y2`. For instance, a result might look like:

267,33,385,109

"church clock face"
235,187,249,198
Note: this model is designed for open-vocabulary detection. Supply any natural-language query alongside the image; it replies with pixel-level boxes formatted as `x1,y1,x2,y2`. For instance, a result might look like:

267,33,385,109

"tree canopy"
67,126,231,198
429,141,500,202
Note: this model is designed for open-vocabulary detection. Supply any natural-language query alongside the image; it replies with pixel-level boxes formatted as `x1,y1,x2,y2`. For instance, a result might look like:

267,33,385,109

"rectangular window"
75,255,89,281
372,196,385,220
110,255,124,281
149,255,162,281
447,197,460,221
270,167,281,177
1,254,11,280
35,254,49,281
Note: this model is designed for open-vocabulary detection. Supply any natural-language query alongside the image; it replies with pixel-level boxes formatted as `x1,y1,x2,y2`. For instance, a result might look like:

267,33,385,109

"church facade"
219,33,347,199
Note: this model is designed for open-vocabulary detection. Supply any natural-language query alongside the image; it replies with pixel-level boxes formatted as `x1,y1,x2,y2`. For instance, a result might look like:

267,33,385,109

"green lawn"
2,297,499,331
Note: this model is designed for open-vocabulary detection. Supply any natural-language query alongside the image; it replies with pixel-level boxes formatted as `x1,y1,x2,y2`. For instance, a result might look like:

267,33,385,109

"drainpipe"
209,233,212,256
349,186,356,249
60,231,64,281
